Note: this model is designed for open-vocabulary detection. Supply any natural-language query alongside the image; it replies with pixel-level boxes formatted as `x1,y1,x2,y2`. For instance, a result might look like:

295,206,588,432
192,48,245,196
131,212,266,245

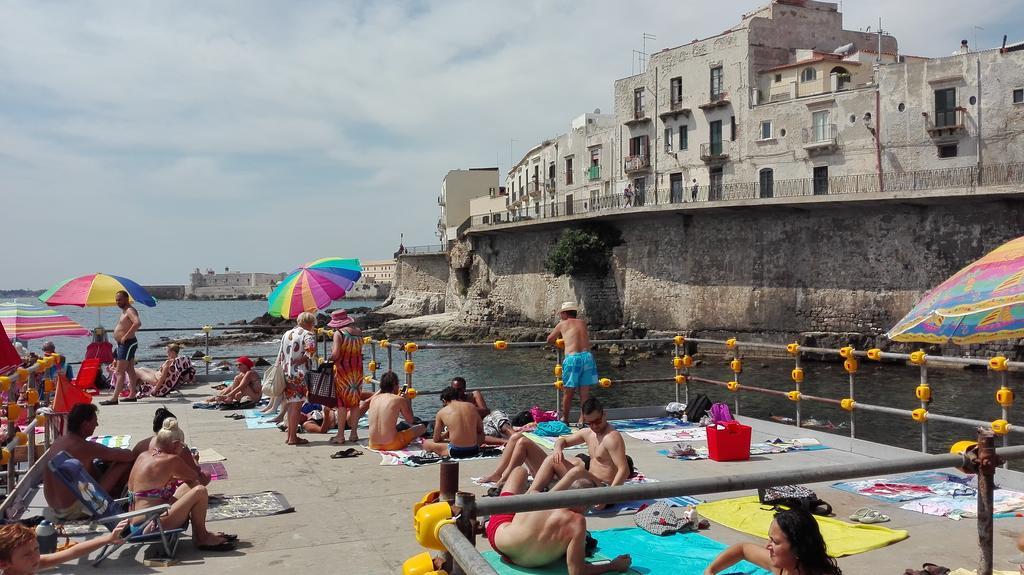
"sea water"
24,299,1023,456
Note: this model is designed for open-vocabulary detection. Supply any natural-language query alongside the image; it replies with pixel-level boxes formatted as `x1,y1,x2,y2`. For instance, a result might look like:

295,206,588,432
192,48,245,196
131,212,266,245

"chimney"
960,39,969,54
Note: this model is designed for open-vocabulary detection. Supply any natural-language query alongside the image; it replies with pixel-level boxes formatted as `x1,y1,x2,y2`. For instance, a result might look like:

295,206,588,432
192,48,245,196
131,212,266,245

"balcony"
624,107,651,126
624,155,650,173
700,141,730,163
925,108,967,139
659,99,692,119
698,91,730,110
802,123,839,154
526,181,541,198
543,178,556,196
588,165,601,181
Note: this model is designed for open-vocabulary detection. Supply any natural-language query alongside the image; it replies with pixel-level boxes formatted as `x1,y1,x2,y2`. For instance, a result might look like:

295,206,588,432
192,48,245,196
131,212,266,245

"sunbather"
43,404,136,520
705,508,840,574
132,407,210,486
487,466,631,574
301,404,336,434
422,387,487,459
204,356,261,404
0,520,129,575
127,417,236,551
450,376,491,418
367,372,425,451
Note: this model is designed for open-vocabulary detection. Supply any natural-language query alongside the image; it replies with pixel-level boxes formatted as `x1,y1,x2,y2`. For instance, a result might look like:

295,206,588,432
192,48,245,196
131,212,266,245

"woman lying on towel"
127,418,238,552
704,509,841,575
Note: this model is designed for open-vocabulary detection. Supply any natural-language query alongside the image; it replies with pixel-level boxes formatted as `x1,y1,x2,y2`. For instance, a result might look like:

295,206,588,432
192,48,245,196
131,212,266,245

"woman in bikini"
704,509,841,575
126,418,237,552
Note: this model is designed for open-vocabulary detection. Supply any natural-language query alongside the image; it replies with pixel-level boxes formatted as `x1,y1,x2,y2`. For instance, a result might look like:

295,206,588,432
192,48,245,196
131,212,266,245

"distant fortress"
179,262,395,300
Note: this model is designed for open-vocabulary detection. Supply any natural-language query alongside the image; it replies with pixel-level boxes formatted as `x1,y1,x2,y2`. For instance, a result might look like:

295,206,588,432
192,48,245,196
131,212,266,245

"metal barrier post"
794,353,802,428
555,347,563,414
998,370,1010,469
204,326,211,376
976,430,997,575
673,342,681,404
439,461,459,573
919,362,929,453
848,368,856,439
369,341,378,392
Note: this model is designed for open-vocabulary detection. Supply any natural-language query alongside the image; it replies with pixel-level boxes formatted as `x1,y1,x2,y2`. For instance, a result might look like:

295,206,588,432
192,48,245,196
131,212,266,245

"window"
709,120,722,156
629,135,649,157
679,126,688,150
670,172,684,203
590,148,600,166
730,116,736,141
760,120,773,140
934,87,957,127
759,168,774,198
801,68,817,82
564,157,574,185
670,77,682,104
709,168,723,201
633,177,646,206
812,110,831,142
812,166,829,195
710,66,723,99
1014,88,1024,104
774,73,782,83
664,127,674,152
633,88,644,117
938,144,958,158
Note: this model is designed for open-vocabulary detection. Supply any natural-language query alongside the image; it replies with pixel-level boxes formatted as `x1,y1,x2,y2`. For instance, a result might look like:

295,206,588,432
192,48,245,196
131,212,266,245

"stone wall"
377,253,449,316
451,196,1024,344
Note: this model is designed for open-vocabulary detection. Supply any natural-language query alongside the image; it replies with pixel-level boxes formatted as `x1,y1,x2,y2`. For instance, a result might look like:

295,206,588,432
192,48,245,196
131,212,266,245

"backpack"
758,484,833,516
684,394,713,423
710,402,732,424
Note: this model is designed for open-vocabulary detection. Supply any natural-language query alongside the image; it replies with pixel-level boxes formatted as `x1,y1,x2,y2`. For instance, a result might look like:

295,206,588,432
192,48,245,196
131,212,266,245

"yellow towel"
697,495,908,557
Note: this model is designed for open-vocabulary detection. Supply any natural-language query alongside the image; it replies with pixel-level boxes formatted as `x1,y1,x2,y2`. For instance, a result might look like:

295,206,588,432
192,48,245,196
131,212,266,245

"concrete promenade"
29,383,1024,574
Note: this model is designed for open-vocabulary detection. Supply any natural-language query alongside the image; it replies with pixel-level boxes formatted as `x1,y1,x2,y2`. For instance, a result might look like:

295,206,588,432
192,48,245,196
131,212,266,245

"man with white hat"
547,302,597,425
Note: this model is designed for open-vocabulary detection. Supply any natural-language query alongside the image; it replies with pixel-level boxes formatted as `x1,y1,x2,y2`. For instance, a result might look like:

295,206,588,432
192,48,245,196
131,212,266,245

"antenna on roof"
632,33,656,74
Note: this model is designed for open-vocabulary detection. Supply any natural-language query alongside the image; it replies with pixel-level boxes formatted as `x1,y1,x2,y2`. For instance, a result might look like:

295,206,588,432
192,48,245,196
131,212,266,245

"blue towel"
535,421,571,437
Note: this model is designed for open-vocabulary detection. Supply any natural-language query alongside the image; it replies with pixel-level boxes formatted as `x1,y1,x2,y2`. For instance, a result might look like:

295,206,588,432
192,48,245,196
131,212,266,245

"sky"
2,0,1021,289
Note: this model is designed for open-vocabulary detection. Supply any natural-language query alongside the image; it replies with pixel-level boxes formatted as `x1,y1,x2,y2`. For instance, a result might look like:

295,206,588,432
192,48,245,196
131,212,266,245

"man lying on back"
423,387,486,459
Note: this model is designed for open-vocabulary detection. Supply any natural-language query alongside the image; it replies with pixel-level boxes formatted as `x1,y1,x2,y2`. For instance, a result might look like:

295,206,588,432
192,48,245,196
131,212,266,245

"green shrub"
544,224,623,278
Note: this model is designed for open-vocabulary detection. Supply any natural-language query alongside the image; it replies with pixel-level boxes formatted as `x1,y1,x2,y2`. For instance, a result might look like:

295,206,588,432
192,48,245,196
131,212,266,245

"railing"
802,123,838,145
624,154,649,172
632,107,646,120
700,141,730,161
465,162,1024,228
526,181,539,197
587,165,601,181
403,244,447,255
543,178,556,194
928,108,966,132
699,90,729,108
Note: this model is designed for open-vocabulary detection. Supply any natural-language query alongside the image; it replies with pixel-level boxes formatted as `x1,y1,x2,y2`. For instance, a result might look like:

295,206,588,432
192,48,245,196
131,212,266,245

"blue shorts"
448,445,481,459
562,352,598,388
115,338,138,361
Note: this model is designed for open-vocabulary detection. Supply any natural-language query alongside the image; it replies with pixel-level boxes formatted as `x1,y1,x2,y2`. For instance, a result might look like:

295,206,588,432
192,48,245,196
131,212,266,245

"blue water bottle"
36,520,57,554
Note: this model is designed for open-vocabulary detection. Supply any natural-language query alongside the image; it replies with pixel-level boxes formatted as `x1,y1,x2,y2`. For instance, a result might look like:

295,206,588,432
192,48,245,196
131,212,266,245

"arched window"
801,67,817,82
759,168,774,198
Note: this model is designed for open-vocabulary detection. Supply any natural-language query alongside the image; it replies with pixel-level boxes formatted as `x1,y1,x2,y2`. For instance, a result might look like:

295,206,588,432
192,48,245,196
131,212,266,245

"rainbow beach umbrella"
0,302,90,341
887,235,1024,344
39,273,157,308
267,258,362,319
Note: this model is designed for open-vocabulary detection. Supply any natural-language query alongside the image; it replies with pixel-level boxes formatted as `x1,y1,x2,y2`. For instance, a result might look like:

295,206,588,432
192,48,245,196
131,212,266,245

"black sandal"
330,448,362,459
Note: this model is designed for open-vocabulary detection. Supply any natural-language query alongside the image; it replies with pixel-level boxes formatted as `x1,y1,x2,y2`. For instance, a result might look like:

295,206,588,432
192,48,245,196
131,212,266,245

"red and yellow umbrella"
38,273,157,308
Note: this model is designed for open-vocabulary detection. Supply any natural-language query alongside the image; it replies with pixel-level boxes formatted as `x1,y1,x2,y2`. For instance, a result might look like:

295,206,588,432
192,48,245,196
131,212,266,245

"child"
0,520,128,574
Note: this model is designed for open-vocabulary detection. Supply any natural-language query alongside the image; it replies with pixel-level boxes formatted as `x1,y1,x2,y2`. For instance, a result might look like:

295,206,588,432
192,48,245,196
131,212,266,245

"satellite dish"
594,108,601,114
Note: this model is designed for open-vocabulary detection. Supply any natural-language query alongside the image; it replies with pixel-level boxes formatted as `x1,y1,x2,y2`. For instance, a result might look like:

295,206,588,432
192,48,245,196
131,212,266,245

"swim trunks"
448,445,481,459
115,338,138,361
575,453,636,477
370,428,419,451
561,351,598,388
486,492,517,557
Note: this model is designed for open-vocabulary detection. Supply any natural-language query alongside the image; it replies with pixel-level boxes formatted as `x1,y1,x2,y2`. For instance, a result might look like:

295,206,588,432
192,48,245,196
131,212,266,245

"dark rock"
254,356,271,367
191,351,205,359
611,356,627,368
229,319,247,325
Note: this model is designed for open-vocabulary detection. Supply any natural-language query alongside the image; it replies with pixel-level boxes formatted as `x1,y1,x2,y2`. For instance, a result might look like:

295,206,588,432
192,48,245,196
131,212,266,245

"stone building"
186,268,288,299
361,259,397,284
438,168,500,241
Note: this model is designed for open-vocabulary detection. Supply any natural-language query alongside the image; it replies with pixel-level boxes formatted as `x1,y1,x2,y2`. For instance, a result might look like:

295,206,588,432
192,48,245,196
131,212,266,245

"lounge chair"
149,357,195,398
46,451,185,565
70,358,101,395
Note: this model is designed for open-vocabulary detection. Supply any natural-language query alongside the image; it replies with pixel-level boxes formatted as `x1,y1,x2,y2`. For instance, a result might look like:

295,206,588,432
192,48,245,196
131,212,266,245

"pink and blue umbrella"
887,235,1024,344
267,258,362,319
0,302,90,341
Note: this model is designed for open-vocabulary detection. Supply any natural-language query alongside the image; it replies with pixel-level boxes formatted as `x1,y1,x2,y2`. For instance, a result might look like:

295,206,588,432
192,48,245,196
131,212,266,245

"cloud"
2,0,1021,288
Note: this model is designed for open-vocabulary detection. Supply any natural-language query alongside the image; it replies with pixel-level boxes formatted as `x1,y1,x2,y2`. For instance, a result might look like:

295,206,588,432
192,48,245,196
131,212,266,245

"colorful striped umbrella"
38,273,157,308
887,235,1024,344
267,258,362,319
0,302,90,341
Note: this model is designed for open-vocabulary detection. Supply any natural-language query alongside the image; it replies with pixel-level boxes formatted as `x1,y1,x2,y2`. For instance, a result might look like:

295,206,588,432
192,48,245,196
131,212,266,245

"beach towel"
483,528,771,575
660,440,829,460
627,427,708,443
523,432,586,451
830,470,1024,519
372,444,503,467
610,417,689,432
697,495,908,557
87,435,132,449
199,462,228,481
198,448,227,463
207,491,294,521
590,495,703,515
242,408,280,429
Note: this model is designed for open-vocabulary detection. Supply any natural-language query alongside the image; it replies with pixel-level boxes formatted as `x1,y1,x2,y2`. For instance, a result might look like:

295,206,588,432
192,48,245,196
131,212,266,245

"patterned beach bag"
306,361,336,406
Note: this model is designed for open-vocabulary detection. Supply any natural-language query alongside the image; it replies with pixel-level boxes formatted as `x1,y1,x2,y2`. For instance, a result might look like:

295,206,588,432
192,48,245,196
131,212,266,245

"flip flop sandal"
330,448,361,459
859,510,890,524
196,541,236,552
215,532,238,542
921,564,950,575
849,507,873,522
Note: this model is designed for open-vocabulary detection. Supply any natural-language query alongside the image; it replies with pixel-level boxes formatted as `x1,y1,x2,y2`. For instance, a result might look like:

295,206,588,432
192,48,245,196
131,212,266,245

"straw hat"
327,309,354,328
557,301,579,315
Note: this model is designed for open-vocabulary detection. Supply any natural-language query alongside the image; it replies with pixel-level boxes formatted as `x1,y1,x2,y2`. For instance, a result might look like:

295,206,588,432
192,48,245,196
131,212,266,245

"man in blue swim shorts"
101,290,142,405
547,301,597,425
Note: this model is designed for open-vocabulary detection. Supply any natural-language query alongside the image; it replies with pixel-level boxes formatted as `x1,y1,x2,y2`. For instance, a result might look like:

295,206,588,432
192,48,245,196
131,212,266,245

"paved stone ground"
24,383,1024,574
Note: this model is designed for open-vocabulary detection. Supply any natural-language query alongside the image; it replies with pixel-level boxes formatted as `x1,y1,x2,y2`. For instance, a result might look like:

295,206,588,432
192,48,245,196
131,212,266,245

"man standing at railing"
691,178,699,202
547,302,596,426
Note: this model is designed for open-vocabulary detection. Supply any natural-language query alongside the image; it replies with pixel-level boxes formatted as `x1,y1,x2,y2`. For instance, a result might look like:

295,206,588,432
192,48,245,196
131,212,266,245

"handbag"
306,361,336,406
261,362,285,398
758,484,832,516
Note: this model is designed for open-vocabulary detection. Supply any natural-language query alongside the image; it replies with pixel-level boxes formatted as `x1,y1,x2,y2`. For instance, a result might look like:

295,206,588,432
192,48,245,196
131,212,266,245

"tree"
544,223,623,278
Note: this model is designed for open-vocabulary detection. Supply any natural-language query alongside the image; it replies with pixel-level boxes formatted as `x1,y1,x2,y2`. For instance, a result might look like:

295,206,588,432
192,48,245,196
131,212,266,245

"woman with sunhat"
329,309,364,445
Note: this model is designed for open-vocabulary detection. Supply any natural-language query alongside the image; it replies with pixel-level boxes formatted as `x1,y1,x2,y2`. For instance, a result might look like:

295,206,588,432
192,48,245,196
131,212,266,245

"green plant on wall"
544,223,623,278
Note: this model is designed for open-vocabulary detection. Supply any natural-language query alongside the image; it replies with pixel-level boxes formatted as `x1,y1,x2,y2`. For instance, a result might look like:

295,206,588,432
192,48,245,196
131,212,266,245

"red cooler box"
706,421,751,462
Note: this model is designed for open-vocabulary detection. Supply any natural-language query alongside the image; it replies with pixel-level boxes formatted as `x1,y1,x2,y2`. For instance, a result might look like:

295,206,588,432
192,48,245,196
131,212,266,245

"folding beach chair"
47,451,185,565
70,358,101,394
150,357,195,398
